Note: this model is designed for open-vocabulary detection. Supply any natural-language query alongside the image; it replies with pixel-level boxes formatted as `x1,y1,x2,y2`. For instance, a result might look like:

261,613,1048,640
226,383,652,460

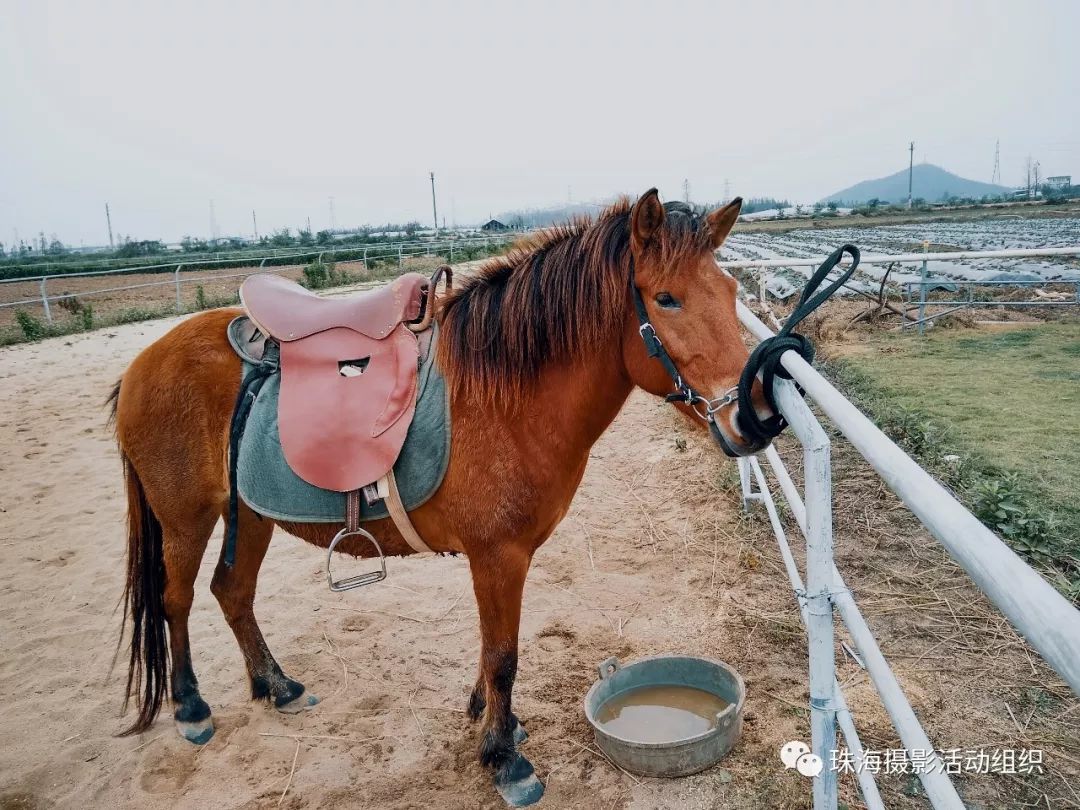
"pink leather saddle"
240,272,429,492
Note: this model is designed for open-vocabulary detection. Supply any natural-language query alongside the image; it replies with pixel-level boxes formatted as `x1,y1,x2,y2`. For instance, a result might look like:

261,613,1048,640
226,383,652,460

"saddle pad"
234,321,451,524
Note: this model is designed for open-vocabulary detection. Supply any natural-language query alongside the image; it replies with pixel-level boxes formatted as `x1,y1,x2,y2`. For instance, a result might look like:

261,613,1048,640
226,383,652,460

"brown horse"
109,189,771,806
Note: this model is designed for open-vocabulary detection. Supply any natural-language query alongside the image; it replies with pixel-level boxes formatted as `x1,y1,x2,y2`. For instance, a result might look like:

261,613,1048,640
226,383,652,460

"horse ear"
707,197,743,248
630,188,665,252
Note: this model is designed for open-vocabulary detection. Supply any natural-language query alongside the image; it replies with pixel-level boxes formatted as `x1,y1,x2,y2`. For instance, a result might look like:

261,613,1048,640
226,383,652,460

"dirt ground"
0,294,1077,809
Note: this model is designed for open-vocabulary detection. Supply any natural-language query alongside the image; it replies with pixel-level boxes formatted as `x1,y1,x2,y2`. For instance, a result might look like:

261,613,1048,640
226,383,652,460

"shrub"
972,473,1055,560
57,294,84,315
195,285,207,310
80,305,94,331
15,309,47,340
302,261,331,289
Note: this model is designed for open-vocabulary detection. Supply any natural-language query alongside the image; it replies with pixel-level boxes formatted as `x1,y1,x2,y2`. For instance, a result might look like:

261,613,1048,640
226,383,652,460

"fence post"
804,435,837,810
398,244,403,269
40,277,53,323
449,242,454,263
363,246,368,270
174,264,184,312
917,241,929,336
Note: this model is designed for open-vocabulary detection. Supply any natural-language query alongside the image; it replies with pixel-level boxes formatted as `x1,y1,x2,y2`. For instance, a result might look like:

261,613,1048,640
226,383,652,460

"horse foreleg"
469,545,543,807
468,674,528,744
210,503,318,713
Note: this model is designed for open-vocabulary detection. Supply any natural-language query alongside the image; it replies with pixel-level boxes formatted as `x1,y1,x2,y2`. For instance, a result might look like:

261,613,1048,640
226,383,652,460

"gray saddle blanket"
229,316,451,523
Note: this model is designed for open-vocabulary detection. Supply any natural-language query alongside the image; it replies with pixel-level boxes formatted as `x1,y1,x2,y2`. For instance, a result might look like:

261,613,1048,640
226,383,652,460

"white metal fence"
716,247,1080,809
722,246,1080,333
0,234,517,323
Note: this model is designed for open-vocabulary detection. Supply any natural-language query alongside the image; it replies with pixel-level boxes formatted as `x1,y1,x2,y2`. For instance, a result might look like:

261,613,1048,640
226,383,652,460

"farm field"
0,291,1077,808
828,322,1080,594
0,256,449,344
723,216,1080,299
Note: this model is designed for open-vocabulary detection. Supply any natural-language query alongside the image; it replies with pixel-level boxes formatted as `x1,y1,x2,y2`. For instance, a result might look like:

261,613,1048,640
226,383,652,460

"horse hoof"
495,754,545,808
277,692,319,714
513,720,528,745
176,716,215,745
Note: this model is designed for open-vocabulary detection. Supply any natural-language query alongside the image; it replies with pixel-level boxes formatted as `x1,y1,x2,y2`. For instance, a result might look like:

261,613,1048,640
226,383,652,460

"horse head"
622,188,775,457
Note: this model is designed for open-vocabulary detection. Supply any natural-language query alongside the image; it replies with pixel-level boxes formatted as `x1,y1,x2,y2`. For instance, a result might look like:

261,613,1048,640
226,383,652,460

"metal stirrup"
326,527,387,591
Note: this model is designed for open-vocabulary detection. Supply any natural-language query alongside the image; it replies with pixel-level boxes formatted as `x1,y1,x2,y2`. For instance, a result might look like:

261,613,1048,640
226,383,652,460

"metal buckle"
689,386,739,421
326,527,387,591
638,322,660,344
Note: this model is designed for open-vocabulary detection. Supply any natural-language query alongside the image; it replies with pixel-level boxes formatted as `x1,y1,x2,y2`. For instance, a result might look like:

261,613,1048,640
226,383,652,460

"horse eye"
655,292,681,309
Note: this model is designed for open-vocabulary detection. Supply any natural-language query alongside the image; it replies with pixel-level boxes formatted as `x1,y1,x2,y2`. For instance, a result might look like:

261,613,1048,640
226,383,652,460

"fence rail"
726,246,1080,809
0,235,517,322
0,233,517,276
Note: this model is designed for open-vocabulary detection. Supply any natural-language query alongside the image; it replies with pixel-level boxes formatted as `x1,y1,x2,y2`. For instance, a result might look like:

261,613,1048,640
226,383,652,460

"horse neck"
511,317,635,458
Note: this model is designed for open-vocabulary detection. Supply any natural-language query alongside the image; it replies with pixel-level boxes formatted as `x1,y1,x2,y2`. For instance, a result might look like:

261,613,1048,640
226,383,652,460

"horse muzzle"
708,405,771,458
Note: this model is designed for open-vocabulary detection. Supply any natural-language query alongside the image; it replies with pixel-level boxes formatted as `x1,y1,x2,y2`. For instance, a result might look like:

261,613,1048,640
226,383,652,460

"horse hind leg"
160,507,220,745
210,502,318,713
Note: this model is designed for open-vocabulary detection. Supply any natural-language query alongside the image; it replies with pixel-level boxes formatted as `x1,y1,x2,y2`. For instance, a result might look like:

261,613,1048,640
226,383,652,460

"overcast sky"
2,0,1078,246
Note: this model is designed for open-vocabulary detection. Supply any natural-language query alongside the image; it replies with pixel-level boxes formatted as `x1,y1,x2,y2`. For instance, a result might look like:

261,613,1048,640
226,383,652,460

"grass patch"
824,323,1080,600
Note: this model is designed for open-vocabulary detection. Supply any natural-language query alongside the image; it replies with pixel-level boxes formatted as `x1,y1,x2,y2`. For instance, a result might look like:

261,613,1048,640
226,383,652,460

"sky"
2,0,1078,246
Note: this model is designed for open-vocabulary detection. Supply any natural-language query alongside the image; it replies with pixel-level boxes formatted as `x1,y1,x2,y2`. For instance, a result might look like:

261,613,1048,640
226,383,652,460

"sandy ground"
1,300,1077,809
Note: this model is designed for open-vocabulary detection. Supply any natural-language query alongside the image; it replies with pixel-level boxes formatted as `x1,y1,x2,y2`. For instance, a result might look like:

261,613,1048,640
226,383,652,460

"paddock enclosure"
1,271,1078,809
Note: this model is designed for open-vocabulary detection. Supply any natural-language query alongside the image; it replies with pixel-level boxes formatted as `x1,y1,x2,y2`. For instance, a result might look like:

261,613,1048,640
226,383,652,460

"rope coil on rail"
735,244,860,445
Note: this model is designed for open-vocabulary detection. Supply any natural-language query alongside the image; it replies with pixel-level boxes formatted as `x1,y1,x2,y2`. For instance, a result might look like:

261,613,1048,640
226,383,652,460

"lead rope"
735,244,860,444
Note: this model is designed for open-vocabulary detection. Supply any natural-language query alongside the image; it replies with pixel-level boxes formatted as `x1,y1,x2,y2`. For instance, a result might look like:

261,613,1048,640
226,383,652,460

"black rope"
735,244,860,444
225,341,279,567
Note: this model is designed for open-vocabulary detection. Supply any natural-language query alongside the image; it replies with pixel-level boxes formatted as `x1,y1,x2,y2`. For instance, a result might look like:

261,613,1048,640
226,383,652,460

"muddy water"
596,685,729,743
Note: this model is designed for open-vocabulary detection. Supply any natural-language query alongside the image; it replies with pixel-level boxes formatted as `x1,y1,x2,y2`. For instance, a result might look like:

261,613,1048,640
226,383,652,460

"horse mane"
436,198,710,406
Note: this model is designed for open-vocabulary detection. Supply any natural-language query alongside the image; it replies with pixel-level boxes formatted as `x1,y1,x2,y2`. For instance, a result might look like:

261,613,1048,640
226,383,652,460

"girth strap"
383,469,433,554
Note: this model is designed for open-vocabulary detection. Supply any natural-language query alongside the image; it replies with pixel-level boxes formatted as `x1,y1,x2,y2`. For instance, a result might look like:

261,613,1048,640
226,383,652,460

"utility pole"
907,141,915,209
329,196,336,231
1033,161,1041,198
430,172,438,233
209,199,219,244
991,139,1001,185
306,216,311,234
723,178,731,204
252,209,259,240
1026,156,1033,199
683,178,690,203
105,202,114,248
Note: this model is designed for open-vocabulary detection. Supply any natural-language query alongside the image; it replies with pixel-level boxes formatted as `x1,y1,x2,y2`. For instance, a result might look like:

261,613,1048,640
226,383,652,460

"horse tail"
115,433,170,735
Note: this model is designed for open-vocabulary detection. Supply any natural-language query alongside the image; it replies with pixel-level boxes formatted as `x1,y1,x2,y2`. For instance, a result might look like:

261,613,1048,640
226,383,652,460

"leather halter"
630,244,860,452
629,265,740,455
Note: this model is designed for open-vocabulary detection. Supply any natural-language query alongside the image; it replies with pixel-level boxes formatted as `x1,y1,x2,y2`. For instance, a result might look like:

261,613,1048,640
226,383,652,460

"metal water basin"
583,654,746,778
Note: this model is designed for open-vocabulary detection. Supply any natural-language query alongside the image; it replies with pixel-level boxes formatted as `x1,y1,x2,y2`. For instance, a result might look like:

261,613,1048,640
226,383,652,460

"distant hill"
821,163,1011,204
